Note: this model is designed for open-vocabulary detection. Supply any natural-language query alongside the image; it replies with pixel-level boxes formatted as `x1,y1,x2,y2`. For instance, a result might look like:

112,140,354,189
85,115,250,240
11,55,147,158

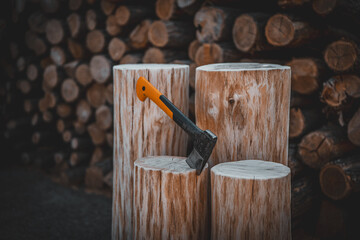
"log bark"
134,156,209,240
196,63,291,167
298,125,356,168
291,175,316,221
348,107,360,146
86,83,106,108
86,30,107,54
320,154,360,200
106,15,122,36
287,58,326,95
142,47,187,63
321,75,360,107
112,64,189,239
289,108,322,139
90,55,112,83
85,157,112,189
108,37,127,61
45,19,65,45
211,160,291,239
194,6,237,43
265,14,320,47
148,20,194,48
76,100,92,123
288,143,305,179
129,19,152,49
194,42,243,66
233,13,272,53
95,105,112,130
324,40,359,72
115,6,153,26
61,78,79,103
120,53,143,64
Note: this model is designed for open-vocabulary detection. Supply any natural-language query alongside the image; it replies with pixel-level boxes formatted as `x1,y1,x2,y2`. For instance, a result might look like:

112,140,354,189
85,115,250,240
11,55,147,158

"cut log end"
155,0,176,20
265,14,294,47
86,30,105,53
75,63,93,86
289,108,306,138
45,19,64,45
320,165,351,200
324,40,358,72
233,14,258,52
148,21,168,47
90,55,111,83
312,0,337,15
115,6,130,26
108,38,126,61
61,79,79,103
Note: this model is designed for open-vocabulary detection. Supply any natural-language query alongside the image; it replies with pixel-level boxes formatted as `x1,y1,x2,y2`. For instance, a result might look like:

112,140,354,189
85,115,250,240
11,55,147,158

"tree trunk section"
129,19,152,49
324,40,359,72
211,160,291,240
113,64,189,240
196,63,291,167
134,156,209,240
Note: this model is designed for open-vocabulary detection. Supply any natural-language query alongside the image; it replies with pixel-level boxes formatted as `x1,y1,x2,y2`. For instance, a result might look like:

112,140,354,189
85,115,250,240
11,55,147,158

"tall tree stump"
113,64,189,240
133,156,209,240
211,160,291,239
196,63,291,167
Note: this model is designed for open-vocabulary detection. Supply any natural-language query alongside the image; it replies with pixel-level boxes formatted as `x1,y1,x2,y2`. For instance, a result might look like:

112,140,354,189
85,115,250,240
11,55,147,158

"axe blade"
186,148,204,175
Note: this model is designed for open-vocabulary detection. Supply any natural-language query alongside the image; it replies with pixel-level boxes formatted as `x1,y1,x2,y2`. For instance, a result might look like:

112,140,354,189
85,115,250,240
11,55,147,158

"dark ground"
0,165,112,240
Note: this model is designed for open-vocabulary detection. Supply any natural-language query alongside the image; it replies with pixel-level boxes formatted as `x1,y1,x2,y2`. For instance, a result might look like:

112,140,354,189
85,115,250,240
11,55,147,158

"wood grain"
195,63,291,167
134,156,209,240
211,160,291,240
112,64,189,240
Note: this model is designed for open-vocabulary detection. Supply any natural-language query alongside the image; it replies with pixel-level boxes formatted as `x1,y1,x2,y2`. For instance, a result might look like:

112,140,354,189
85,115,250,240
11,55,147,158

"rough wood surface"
196,63,291,167
134,156,209,240
108,37,127,61
324,40,359,72
194,42,243,66
45,19,64,44
106,15,122,36
129,19,152,49
320,154,360,200
298,125,355,168
115,6,152,26
142,48,187,63
86,30,106,54
120,53,143,64
87,83,106,108
90,55,111,83
289,108,322,139
211,160,291,240
75,63,93,86
113,64,189,240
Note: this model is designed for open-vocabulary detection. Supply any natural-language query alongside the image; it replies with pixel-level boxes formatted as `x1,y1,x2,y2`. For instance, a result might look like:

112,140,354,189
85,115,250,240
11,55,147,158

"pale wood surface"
112,64,189,240
134,156,209,240
195,63,291,167
211,160,291,240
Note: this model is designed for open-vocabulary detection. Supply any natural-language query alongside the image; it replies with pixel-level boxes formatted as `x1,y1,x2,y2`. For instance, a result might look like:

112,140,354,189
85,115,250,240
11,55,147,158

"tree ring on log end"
148,21,168,47
320,165,351,200
289,108,305,138
265,14,294,47
86,30,105,53
115,6,130,26
324,40,358,71
233,14,257,52
156,0,175,21
109,38,126,61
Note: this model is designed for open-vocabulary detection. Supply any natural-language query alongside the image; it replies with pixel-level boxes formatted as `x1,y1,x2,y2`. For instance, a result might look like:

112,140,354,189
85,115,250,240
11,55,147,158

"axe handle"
136,77,201,137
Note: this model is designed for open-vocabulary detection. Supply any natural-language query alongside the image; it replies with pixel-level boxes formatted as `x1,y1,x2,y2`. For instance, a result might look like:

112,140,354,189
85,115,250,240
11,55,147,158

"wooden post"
113,64,189,240
211,160,291,240
134,156,209,240
195,63,291,167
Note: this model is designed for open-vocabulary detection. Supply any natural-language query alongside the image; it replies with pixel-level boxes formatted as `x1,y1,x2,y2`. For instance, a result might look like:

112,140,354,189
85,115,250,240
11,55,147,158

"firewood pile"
1,0,360,237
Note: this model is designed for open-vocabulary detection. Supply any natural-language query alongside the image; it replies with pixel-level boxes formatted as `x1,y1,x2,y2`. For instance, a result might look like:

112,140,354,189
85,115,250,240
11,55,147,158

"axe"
136,77,217,175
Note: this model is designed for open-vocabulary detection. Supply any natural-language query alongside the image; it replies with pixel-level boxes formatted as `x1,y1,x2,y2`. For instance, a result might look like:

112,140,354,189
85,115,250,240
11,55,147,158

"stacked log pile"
1,0,360,238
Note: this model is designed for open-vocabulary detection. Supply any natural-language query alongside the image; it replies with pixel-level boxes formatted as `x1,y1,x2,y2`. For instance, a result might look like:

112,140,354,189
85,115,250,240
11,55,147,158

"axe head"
186,130,217,175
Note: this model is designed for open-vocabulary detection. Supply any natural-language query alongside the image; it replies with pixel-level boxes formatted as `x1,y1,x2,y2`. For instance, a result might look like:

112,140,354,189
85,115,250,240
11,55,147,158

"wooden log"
85,157,112,189
70,151,90,167
86,9,104,31
196,63,291,167
290,91,316,108
143,47,187,63
56,104,72,118
320,154,360,200
62,130,74,143
76,100,92,123
106,132,113,148
265,14,320,47
24,99,38,113
73,120,86,135
75,63,93,86
348,107,360,146
71,137,93,150
90,55,112,83
291,175,316,221
50,46,67,66
69,0,83,11
45,19,65,45
129,19,152,49
63,60,79,78
42,111,53,123
108,37,127,61
26,64,39,81
67,38,86,60
90,146,110,165
194,42,243,66
324,40,359,72
67,13,85,39
88,123,106,145
115,6,152,26
278,0,311,8
134,156,209,240
17,80,31,94
120,53,143,64
113,64,189,240
87,83,106,108
40,0,60,13
194,6,237,43
148,20,194,48
56,119,72,133
61,78,79,103
188,39,201,61
105,83,113,104
86,30,107,54
95,105,112,130
155,0,182,20
233,13,272,53
211,160,291,239
312,0,360,22
42,64,62,92
298,125,356,168
288,144,305,179
103,171,113,188
100,0,116,16
106,15,122,36
321,75,360,107
25,31,47,56
54,151,70,165
289,108,322,139
28,11,47,33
